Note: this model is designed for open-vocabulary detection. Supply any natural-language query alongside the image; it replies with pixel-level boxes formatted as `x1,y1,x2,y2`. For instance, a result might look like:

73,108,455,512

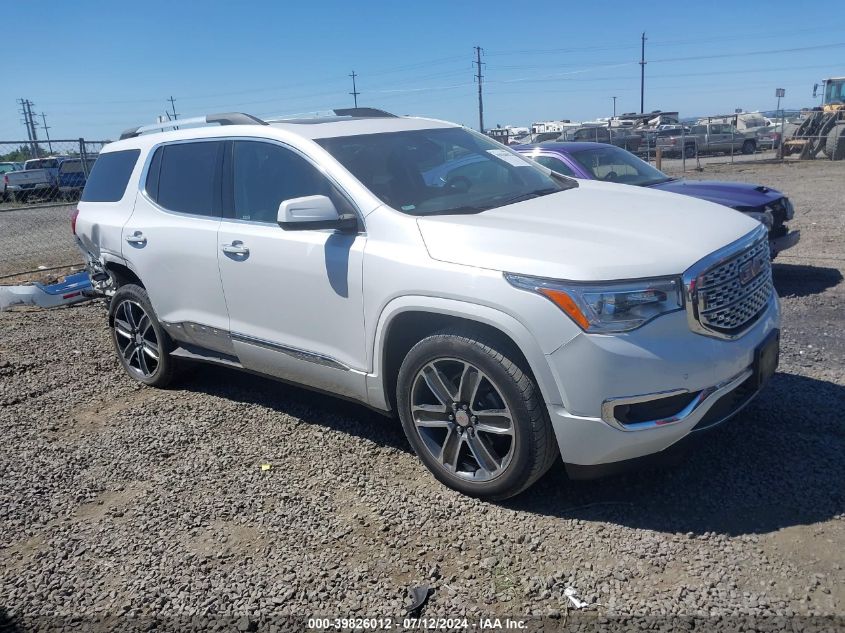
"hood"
650,179,783,209
416,180,761,281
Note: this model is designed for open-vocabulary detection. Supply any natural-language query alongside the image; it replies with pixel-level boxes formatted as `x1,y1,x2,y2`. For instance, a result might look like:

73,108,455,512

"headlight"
505,273,683,333
746,209,774,230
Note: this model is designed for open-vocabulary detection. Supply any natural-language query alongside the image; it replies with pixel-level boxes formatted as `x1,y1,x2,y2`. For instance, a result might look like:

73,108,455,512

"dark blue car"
515,142,799,258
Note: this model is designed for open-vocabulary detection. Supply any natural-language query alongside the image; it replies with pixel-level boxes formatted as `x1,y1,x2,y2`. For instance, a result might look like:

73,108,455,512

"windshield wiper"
642,177,675,186
492,187,560,207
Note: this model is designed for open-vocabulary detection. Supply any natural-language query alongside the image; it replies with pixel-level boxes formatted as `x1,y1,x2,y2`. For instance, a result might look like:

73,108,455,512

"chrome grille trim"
683,224,773,339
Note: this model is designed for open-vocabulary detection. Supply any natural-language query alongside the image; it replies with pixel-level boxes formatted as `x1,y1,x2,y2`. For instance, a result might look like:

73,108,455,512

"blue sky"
3,0,844,142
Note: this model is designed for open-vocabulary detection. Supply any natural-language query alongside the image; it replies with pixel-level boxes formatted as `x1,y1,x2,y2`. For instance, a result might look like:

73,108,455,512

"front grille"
687,231,773,338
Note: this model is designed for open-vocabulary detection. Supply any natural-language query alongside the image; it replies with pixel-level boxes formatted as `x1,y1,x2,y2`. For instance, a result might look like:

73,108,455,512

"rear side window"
146,141,223,216
81,149,140,202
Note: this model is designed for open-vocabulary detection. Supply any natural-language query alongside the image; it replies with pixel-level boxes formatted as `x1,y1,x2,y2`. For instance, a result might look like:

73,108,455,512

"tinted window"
152,141,223,216
81,149,141,202
318,127,571,216
570,145,670,186
532,155,575,176
232,141,347,223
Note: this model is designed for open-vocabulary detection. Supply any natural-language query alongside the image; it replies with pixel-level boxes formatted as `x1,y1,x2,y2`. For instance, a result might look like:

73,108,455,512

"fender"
366,295,563,411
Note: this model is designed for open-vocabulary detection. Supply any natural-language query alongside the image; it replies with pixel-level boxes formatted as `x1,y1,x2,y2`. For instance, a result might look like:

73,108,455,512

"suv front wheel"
397,329,558,499
109,284,176,388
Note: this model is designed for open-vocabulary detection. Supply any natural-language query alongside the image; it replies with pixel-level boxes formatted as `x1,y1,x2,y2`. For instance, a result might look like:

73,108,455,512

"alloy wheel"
410,358,515,482
112,299,160,379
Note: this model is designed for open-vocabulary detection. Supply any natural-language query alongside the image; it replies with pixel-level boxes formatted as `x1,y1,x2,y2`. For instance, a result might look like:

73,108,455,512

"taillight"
71,208,79,235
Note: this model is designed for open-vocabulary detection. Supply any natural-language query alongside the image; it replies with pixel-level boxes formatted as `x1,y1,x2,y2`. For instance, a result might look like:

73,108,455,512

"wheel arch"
368,296,562,413
104,261,144,289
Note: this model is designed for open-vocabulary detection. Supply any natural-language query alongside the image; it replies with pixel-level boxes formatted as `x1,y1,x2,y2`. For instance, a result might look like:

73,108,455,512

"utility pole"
612,96,617,117
40,112,53,154
473,45,485,133
168,96,179,121
18,99,39,158
349,71,360,108
639,32,647,113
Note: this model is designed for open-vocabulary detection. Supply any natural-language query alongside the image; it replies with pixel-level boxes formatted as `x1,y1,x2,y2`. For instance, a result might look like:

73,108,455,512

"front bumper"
545,295,779,468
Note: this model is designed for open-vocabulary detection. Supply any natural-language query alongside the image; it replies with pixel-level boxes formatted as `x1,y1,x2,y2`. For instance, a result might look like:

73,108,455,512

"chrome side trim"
601,367,753,432
161,320,235,356
682,224,770,340
231,332,350,371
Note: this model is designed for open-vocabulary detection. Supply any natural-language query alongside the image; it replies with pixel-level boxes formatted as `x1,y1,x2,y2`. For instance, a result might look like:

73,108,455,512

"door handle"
125,231,147,245
221,241,249,256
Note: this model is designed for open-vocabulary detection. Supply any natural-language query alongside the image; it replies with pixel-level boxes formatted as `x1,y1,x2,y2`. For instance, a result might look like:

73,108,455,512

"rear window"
60,159,97,174
81,150,140,202
145,141,223,216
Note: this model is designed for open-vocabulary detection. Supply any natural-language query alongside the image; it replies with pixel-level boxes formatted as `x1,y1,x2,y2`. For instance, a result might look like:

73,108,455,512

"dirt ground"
0,159,843,632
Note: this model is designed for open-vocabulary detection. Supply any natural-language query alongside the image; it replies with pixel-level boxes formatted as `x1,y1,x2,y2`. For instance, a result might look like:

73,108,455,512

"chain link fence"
1,139,107,205
0,139,106,280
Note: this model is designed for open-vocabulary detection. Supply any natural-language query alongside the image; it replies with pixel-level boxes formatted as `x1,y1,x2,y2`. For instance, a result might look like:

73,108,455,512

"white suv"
73,109,780,499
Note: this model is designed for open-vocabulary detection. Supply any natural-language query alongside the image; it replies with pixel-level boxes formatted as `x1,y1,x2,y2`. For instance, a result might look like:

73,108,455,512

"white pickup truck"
4,157,65,202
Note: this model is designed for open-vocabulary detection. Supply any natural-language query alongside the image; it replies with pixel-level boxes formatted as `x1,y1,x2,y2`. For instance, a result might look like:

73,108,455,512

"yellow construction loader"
782,77,845,160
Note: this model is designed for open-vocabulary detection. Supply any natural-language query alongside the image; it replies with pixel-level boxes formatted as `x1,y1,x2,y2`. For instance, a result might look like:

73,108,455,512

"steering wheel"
445,175,472,193
602,171,618,182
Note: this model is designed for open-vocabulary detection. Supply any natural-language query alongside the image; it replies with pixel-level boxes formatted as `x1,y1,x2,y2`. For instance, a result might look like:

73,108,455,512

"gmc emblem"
739,253,766,285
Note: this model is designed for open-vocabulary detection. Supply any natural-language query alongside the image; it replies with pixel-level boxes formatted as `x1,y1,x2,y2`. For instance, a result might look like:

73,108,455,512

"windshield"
825,79,845,104
317,127,574,215
569,145,670,186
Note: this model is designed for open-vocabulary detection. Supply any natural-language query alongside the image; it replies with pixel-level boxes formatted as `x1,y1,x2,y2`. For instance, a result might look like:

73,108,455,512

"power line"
349,71,360,108
473,46,484,132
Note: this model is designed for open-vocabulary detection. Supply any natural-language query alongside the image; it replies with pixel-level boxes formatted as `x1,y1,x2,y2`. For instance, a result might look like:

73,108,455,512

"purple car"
515,142,799,258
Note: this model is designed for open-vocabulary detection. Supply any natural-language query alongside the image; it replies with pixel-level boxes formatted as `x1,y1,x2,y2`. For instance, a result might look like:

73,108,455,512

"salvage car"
73,109,781,499
516,141,799,258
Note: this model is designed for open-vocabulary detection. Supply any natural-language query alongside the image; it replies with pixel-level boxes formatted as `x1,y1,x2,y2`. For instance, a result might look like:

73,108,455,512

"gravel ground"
1,160,843,632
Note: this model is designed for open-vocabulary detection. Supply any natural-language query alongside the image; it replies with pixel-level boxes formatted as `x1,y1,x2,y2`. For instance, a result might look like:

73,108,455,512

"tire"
741,140,756,155
826,125,845,161
683,144,696,159
108,284,177,388
396,328,558,500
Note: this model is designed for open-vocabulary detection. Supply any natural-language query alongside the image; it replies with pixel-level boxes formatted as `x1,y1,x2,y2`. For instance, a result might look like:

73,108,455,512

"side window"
533,155,576,177
81,149,141,202
148,141,223,216
232,141,351,223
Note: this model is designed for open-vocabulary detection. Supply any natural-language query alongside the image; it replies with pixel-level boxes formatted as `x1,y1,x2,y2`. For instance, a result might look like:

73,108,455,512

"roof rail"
333,107,396,118
119,112,268,140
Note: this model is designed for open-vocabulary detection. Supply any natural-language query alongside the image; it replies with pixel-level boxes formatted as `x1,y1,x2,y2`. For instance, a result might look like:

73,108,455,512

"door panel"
122,141,229,337
217,140,367,396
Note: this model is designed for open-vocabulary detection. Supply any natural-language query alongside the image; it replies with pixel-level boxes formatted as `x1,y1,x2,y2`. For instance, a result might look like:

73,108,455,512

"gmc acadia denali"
73,108,780,499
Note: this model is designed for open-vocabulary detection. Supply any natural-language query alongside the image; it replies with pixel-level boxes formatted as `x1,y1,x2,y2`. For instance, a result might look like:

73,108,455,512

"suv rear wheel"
109,284,176,387
396,329,557,499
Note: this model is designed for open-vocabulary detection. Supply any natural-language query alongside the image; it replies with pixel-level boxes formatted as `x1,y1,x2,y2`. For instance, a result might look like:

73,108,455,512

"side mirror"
276,195,357,232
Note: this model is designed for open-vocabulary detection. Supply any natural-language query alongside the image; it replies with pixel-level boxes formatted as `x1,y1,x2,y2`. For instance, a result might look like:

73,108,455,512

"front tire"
396,329,557,499
109,284,176,388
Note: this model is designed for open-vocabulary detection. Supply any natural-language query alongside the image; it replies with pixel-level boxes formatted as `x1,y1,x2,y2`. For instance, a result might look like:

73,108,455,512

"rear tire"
683,144,696,159
396,328,558,500
741,140,756,155
826,125,845,161
109,284,176,388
